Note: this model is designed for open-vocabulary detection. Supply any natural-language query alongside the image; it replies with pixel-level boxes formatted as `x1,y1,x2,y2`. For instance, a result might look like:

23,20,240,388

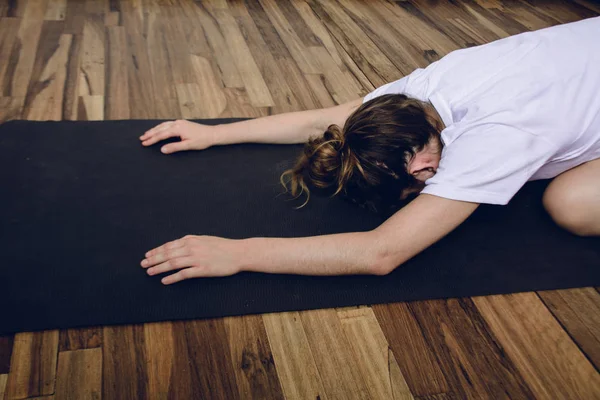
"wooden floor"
1,0,600,399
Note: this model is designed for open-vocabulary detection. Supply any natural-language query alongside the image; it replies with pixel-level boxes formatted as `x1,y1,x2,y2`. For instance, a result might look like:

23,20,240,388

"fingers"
142,243,188,268
144,240,183,259
140,121,182,146
140,121,174,140
141,129,180,147
146,256,194,277
161,269,194,285
161,141,189,154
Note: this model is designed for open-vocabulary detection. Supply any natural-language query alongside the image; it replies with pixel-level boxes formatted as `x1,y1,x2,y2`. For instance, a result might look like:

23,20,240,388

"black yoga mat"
1,119,599,334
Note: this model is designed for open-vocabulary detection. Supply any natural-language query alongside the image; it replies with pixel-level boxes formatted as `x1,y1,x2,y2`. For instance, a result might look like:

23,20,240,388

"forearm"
239,231,383,276
212,98,363,146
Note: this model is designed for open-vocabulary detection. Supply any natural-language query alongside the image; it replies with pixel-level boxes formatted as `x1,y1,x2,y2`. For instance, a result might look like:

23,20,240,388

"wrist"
211,124,225,146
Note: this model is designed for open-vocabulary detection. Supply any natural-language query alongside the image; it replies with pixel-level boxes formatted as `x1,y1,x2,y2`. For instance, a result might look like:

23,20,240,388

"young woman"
139,17,600,285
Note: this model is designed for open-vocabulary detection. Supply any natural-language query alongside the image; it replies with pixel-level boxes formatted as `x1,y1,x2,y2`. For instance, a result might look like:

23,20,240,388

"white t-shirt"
363,17,600,205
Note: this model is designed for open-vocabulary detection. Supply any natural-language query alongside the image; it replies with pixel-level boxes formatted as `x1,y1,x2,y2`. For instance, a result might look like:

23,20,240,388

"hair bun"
323,124,345,149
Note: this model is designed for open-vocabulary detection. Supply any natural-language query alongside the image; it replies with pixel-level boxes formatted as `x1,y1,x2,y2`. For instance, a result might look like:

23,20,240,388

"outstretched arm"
141,195,478,284
139,98,363,153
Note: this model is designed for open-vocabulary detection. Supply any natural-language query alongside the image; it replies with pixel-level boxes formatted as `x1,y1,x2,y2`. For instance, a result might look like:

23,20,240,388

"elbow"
369,250,399,276
367,232,405,276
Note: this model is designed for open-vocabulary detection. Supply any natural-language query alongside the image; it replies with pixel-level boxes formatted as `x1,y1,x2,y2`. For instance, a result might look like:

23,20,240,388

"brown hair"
280,94,443,213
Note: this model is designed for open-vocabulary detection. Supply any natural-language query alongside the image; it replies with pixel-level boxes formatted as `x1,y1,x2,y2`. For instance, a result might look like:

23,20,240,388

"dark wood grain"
102,325,148,399
538,288,600,370
0,335,14,375
183,318,240,400
224,315,285,399
105,25,129,120
59,327,103,352
372,302,450,397
408,298,536,399
4,331,59,399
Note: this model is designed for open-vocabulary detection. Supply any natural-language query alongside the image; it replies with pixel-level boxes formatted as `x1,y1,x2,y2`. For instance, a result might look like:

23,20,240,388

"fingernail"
141,260,148,267
161,147,168,153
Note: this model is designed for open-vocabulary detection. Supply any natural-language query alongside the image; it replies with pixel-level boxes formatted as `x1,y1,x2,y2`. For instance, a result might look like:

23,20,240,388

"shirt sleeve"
363,68,430,103
421,124,558,205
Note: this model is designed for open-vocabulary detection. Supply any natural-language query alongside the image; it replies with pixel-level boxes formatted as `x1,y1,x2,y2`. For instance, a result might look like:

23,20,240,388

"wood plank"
79,15,104,96
372,303,449,397
520,0,597,23
538,288,600,370
336,306,414,400
160,6,197,85
377,1,460,55
305,0,391,88
337,0,427,73
55,348,102,399
228,0,305,114
104,11,119,26
0,335,13,375
224,314,285,400
0,374,6,400
145,11,180,119
126,27,157,118
276,0,322,47
85,0,110,15
102,325,148,399
78,94,104,120
262,311,327,400
204,1,274,107
405,298,536,399
573,0,600,14
309,46,362,104
179,1,213,58
58,327,102,351
183,319,240,400
415,394,459,400
62,21,83,120
4,330,59,399
291,0,375,93
0,18,20,91
474,292,600,400
22,21,72,121
244,0,319,110
299,308,371,399
189,2,244,88
258,0,321,74
0,97,23,124
312,0,401,80
177,55,227,118
460,2,511,39
220,87,270,119
45,0,66,20
105,26,129,119
304,74,336,108
500,0,560,31
144,322,175,400
5,0,47,98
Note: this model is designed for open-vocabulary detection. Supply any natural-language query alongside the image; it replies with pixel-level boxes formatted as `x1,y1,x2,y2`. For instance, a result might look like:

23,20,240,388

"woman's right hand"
139,120,218,154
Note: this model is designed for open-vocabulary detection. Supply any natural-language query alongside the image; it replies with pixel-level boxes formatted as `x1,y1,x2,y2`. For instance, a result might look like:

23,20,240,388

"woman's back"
364,17,600,204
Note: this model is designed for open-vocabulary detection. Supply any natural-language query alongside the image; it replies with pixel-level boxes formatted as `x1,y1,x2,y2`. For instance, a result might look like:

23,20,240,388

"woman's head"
280,94,444,213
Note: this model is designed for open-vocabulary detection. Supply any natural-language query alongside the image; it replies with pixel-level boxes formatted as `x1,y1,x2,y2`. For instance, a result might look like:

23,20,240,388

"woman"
139,17,600,285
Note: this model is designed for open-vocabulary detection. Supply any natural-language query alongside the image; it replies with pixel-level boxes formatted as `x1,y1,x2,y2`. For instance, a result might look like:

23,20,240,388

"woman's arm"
140,98,363,153
141,195,478,284
213,98,363,145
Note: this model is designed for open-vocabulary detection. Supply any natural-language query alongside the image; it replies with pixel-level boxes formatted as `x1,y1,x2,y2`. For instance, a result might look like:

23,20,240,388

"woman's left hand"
141,235,243,284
